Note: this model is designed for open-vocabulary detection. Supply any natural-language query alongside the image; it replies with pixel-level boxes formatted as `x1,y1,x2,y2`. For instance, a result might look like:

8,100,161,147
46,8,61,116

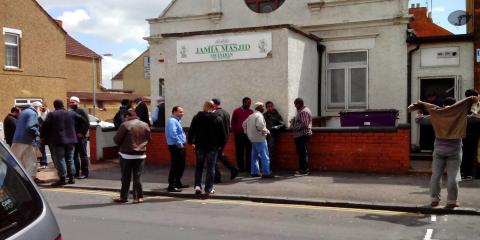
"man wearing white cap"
242,102,274,178
69,96,90,178
11,102,43,183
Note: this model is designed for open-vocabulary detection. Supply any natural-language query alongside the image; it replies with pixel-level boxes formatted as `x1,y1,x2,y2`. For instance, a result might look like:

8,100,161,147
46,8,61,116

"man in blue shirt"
165,106,188,192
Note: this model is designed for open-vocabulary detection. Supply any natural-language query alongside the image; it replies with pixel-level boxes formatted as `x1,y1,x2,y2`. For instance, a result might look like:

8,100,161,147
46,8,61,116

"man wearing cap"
152,96,165,128
242,102,274,178
69,96,90,179
11,102,42,183
212,98,238,182
134,97,150,126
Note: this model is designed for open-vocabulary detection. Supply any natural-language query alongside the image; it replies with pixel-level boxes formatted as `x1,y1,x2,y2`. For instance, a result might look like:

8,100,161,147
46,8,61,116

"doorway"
418,77,456,151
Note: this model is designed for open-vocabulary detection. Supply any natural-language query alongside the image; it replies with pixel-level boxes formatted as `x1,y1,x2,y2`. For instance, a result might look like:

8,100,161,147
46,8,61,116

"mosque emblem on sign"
180,46,187,58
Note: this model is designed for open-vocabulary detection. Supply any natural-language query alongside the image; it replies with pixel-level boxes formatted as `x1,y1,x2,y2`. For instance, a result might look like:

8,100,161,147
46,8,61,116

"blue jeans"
251,141,271,176
194,149,218,193
430,150,462,204
50,144,76,178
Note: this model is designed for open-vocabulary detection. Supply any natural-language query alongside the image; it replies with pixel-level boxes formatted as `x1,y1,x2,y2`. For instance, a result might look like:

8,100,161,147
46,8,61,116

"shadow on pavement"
356,213,430,227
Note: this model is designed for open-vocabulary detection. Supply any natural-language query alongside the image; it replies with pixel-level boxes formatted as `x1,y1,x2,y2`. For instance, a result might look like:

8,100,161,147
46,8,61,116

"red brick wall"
89,128,97,163
103,146,119,160
140,128,410,174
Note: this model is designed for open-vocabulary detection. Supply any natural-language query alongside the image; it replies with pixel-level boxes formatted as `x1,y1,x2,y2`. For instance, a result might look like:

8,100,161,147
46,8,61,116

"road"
41,188,480,240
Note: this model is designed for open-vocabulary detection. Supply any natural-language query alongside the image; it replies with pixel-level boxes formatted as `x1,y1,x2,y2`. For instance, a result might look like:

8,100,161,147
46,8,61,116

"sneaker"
430,201,439,207
445,203,459,209
261,175,276,179
132,198,144,204
205,189,215,198
51,180,67,187
167,187,182,192
250,174,260,178
112,197,128,203
194,186,202,195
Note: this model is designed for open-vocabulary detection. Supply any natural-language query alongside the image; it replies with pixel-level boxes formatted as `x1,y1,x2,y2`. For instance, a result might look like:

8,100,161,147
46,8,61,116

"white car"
88,115,115,128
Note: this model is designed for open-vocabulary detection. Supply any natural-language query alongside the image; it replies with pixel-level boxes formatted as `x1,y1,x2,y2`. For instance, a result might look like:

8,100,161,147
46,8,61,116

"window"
14,99,42,107
4,30,21,68
327,51,368,110
0,144,43,239
245,0,285,13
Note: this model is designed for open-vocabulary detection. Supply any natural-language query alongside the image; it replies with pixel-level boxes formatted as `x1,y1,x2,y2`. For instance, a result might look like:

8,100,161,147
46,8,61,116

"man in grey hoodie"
242,102,274,178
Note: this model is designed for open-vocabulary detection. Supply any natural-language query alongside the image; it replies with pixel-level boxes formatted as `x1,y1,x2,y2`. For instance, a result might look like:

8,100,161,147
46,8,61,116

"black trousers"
294,136,310,172
168,145,186,187
266,133,278,168
120,157,145,200
461,134,480,177
235,133,252,172
214,147,237,180
73,136,89,176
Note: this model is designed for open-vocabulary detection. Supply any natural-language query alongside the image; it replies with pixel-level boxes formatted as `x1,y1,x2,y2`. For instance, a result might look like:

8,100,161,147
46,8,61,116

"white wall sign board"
421,47,460,67
177,32,272,63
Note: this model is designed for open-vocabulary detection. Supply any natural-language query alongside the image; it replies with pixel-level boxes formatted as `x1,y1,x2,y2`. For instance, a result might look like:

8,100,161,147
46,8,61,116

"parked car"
88,114,115,128
0,141,62,240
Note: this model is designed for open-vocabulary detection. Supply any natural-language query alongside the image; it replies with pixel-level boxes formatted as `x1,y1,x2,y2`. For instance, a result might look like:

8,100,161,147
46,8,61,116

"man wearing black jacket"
3,107,20,147
212,98,238,182
69,96,90,179
134,97,150,126
264,101,285,166
188,101,227,197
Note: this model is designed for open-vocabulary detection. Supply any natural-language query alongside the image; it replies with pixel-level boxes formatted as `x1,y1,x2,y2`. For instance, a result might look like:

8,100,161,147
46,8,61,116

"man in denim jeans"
40,100,78,186
188,101,227,197
243,102,274,178
414,96,479,209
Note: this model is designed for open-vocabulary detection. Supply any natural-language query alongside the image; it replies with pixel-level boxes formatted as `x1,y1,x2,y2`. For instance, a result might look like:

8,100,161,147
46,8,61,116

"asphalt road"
41,188,480,240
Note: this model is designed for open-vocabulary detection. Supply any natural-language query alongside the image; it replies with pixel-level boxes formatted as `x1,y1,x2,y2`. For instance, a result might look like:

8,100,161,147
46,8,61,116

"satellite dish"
448,10,470,26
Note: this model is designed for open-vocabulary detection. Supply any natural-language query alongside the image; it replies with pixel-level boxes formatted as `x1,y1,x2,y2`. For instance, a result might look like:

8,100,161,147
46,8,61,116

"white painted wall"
410,42,474,147
287,30,319,121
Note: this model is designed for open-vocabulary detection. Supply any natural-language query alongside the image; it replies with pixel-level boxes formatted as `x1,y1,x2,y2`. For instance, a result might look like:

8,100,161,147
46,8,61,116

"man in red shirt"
231,97,253,172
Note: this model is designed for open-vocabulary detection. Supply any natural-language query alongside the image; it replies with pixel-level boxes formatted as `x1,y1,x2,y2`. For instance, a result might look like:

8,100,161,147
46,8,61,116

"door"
418,78,456,151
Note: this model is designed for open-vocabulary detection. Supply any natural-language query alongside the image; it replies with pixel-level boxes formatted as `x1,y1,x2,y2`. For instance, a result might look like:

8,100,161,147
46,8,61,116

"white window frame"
326,50,369,110
14,98,43,107
3,28,22,69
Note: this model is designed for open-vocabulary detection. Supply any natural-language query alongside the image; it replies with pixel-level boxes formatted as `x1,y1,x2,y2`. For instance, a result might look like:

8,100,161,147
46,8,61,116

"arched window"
245,0,285,13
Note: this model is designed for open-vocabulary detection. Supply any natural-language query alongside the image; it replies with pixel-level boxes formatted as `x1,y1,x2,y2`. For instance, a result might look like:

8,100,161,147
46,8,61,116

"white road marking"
424,229,438,240
431,215,436,222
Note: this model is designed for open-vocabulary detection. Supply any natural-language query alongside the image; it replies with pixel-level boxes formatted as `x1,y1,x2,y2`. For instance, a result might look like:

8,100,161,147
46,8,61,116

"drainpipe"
407,40,420,124
317,44,325,117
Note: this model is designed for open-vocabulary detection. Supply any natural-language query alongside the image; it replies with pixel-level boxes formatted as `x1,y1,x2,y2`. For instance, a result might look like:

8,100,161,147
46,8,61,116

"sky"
36,0,466,88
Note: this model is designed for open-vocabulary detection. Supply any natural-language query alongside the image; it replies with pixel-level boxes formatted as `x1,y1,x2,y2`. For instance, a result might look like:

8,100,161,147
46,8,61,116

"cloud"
58,9,90,29
37,0,171,43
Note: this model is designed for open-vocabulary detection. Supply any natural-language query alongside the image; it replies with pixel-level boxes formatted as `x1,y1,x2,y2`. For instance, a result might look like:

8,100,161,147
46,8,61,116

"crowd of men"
2,96,91,186
161,97,313,198
2,95,313,202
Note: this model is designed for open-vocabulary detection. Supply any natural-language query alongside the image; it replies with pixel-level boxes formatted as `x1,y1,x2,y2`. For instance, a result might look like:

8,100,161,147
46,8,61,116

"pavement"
36,159,480,216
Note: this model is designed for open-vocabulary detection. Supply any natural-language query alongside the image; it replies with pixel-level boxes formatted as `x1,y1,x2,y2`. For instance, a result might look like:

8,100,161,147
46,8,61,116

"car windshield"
0,144,43,239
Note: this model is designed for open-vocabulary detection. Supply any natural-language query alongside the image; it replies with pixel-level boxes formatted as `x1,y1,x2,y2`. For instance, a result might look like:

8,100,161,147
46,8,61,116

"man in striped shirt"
291,98,312,175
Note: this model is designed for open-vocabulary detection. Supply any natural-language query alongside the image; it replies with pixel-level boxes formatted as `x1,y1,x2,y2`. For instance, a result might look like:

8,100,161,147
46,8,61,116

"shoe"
430,201,439,207
167,187,182,192
461,176,473,181
132,198,144,204
77,175,88,179
295,171,310,176
51,180,67,187
250,174,260,177
230,168,239,180
445,203,459,209
33,178,47,184
261,175,276,179
39,165,47,169
112,197,128,203
194,186,202,195
176,184,190,189
204,189,215,198
68,177,75,184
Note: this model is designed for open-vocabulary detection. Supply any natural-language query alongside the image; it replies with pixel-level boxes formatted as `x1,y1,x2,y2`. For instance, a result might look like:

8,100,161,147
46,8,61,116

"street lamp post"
92,53,112,117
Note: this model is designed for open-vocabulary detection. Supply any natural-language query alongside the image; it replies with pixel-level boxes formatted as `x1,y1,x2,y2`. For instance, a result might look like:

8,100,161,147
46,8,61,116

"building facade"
0,0,67,115
111,49,151,98
146,0,410,126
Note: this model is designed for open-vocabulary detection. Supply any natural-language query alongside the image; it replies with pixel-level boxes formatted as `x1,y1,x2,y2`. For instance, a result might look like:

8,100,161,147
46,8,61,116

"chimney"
411,4,415,8
55,20,63,27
